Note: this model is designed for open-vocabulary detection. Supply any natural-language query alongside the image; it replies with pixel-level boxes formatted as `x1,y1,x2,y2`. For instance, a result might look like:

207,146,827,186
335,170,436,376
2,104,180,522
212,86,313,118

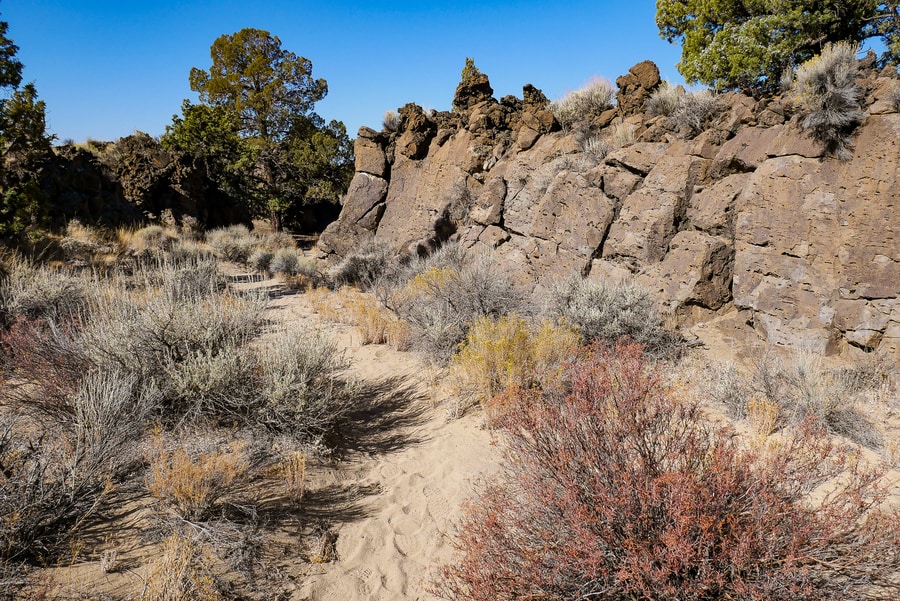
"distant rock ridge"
319,60,900,358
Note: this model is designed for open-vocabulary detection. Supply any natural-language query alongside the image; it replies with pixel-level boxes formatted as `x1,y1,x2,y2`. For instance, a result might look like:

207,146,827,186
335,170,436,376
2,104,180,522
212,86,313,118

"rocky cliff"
319,60,899,358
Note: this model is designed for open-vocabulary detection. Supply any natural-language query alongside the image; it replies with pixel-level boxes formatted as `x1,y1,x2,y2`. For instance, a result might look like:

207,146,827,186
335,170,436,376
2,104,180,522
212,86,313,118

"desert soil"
28,267,899,600
238,272,502,600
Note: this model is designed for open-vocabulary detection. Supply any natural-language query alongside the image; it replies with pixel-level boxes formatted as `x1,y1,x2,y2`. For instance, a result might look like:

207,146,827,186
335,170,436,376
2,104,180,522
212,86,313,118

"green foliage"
656,0,898,91
161,100,250,199
275,116,354,224
189,28,327,142
0,13,53,238
0,17,22,90
181,28,352,230
460,57,480,82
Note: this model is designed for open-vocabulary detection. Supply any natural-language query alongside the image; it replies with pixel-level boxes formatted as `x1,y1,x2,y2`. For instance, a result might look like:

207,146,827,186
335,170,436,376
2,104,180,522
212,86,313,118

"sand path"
237,275,501,600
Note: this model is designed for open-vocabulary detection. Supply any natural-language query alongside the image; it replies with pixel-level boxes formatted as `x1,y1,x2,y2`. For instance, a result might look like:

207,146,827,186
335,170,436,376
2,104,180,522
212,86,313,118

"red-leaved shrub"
435,342,899,601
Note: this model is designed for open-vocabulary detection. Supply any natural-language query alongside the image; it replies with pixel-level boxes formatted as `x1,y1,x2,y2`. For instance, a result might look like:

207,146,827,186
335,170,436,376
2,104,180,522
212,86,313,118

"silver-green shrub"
792,42,864,160
645,81,682,116
206,225,256,263
256,327,354,444
270,248,300,276
547,273,682,358
249,249,274,274
550,78,615,129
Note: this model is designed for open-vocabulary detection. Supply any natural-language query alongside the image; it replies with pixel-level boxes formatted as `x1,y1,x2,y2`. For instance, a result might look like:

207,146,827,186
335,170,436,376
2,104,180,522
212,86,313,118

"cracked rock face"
320,61,900,359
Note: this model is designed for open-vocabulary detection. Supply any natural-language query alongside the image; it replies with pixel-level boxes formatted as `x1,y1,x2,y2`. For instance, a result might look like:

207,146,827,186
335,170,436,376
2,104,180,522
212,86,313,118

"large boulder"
616,60,661,117
355,127,389,178
397,103,437,160
453,70,494,111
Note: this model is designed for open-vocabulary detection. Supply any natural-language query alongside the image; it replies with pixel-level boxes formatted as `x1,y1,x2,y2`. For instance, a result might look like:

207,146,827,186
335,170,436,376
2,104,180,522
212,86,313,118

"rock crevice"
319,61,900,358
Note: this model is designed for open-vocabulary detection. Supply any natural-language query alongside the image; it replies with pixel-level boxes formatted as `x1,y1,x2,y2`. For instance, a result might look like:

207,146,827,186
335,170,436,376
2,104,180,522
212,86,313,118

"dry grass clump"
316,241,522,363
547,273,683,359
580,135,613,161
792,41,864,160
146,438,250,522
344,289,409,347
550,78,615,130
645,81,682,116
58,220,106,262
277,450,308,503
672,90,719,137
646,83,719,137
706,350,887,449
609,121,636,147
308,286,411,349
144,534,223,601
435,342,900,601
448,315,580,421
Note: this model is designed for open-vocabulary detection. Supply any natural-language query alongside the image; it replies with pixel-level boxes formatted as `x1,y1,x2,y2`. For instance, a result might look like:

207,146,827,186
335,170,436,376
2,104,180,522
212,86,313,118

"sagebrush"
793,42,864,160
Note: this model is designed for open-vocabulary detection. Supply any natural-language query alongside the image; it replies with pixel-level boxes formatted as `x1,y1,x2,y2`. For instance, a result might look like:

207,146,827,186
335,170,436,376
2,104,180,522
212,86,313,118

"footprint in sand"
422,485,451,518
379,462,402,480
389,510,423,536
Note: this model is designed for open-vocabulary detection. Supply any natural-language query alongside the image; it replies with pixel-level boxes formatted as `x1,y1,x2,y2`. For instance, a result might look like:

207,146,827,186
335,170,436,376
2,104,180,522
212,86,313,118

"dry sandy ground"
22,268,899,600
261,282,501,600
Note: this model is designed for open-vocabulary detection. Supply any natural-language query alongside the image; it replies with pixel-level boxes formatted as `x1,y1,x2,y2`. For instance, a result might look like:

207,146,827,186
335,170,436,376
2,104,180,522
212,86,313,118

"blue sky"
4,1,686,143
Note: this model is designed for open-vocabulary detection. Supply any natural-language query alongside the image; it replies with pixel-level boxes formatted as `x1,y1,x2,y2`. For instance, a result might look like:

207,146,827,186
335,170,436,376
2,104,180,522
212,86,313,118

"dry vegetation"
0,223,358,599
1,224,897,600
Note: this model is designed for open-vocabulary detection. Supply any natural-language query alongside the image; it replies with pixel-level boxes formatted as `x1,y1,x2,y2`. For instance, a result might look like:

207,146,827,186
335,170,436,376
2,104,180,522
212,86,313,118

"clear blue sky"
4,1,686,143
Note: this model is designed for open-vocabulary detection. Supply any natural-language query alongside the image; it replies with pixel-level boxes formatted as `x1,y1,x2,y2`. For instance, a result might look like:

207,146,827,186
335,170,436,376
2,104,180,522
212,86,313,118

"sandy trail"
238,275,501,600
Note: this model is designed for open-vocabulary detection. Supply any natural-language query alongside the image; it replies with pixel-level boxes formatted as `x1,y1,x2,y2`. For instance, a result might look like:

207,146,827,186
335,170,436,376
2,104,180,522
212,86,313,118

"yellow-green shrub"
449,315,580,421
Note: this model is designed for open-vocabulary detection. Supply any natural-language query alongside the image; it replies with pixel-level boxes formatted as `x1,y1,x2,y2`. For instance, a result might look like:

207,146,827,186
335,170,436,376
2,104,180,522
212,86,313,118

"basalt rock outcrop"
320,61,900,358
36,133,251,230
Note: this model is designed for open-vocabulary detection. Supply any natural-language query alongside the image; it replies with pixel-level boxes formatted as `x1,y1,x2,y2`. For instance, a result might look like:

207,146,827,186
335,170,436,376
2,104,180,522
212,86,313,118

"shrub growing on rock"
382,109,400,132
645,81,682,116
550,78,615,129
670,89,719,137
435,342,900,601
792,42,864,160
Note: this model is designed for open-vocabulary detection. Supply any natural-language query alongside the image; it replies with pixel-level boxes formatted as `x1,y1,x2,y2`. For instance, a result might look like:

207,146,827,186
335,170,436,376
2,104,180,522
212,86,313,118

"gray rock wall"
319,62,899,358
